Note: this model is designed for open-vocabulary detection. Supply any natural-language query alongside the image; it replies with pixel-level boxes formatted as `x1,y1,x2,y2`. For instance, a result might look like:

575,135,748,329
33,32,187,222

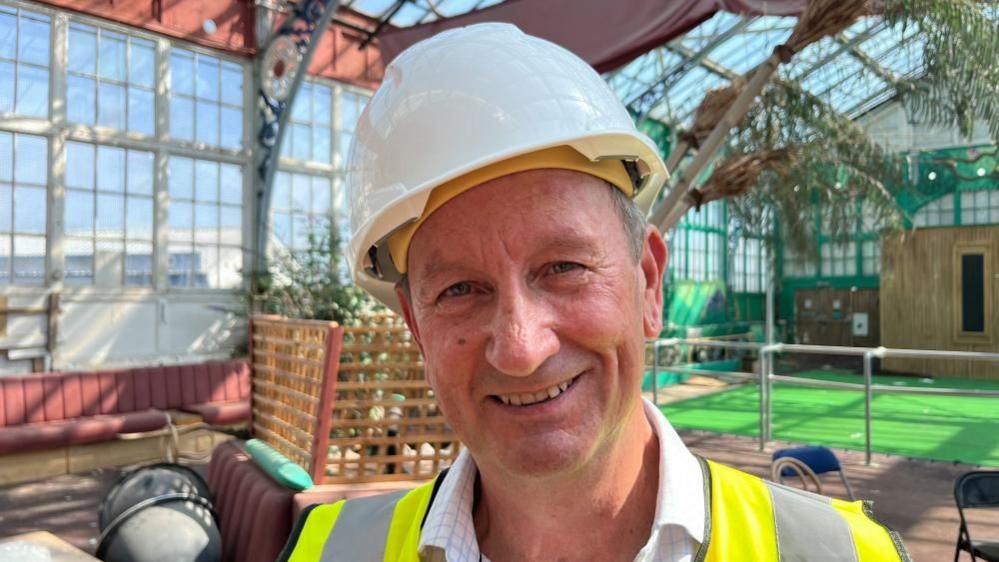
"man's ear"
639,224,667,338
395,282,425,353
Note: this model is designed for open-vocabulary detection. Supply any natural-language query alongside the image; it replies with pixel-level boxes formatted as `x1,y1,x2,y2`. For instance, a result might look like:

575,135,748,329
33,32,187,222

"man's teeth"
497,379,573,406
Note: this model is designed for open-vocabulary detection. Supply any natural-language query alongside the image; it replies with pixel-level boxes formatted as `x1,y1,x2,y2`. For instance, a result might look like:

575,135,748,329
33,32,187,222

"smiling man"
279,23,910,562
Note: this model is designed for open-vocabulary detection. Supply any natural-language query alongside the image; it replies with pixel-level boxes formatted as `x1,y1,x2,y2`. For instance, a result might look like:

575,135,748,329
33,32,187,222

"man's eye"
441,282,472,298
550,262,582,274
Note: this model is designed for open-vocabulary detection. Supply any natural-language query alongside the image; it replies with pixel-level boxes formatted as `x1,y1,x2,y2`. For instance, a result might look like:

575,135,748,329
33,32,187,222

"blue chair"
770,445,855,501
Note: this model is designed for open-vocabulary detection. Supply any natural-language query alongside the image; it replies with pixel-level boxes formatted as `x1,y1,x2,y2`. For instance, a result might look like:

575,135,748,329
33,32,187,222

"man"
280,23,910,562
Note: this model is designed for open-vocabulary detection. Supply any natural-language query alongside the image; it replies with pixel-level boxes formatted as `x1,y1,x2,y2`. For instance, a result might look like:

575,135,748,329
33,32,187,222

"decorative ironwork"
255,0,341,276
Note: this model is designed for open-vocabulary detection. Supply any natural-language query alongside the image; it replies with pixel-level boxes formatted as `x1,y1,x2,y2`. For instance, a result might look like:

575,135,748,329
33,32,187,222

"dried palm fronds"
651,0,872,234
691,149,797,209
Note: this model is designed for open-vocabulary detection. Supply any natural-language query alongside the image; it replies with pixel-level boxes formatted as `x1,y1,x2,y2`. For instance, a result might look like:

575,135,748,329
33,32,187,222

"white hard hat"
346,23,668,311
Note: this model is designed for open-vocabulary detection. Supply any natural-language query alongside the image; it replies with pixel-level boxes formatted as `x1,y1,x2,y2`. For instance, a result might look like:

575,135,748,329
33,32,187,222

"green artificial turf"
660,369,999,466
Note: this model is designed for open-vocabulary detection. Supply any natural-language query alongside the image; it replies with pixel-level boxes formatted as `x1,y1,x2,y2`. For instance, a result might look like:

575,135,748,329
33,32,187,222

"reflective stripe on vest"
284,458,910,562
701,459,910,562
282,479,438,562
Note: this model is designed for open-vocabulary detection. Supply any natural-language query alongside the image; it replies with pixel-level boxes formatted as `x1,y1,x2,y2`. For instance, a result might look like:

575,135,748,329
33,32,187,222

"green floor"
660,369,999,466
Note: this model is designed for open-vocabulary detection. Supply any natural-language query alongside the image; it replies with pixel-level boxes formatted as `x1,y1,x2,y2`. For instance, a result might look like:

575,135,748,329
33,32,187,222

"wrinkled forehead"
405,169,622,277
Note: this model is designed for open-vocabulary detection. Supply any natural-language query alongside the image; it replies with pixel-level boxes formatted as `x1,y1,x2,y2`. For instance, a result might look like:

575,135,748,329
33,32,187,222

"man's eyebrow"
413,235,602,281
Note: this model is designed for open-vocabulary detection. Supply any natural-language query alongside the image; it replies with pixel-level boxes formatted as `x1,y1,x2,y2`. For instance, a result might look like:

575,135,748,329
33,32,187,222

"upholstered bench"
0,360,251,455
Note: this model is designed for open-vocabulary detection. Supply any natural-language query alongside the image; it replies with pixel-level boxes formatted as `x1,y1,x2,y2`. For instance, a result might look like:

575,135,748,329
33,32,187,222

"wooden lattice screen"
250,316,342,484
249,313,460,485
326,313,460,483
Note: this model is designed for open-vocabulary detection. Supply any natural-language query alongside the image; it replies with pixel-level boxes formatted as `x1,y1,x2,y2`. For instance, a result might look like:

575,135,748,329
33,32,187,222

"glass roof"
342,2,993,131
343,0,504,27
611,13,932,128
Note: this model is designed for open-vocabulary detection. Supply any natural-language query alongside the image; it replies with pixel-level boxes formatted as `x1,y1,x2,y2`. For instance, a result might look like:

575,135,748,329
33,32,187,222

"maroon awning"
378,0,807,73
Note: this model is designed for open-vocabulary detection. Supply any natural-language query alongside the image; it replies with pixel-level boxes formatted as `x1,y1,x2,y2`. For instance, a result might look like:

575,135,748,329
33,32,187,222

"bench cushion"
181,401,251,426
0,409,169,454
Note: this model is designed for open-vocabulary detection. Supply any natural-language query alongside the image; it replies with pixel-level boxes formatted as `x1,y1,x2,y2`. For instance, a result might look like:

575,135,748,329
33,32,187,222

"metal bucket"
96,493,222,562
97,463,220,562
99,463,213,530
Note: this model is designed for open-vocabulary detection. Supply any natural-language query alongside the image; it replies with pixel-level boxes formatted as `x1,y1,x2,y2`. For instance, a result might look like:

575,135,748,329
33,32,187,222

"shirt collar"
418,398,705,560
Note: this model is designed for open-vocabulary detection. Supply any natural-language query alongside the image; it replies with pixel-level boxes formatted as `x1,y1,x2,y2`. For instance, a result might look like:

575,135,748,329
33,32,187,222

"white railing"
649,339,999,464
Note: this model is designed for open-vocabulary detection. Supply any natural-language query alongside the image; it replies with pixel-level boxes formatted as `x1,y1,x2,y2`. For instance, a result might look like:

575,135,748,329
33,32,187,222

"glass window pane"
170,50,194,96
194,202,218,243
97,84,125,130
0,134,7,173
97,82,126,130
95,193,124,234
129,40,154,87
0,184,10,232
18,17,49,66
272,211,291,246
337,131,353,164
65,141,94,189
14,234,45,285
67,74,96,125
127,150,153,195
312,127,330,164
64,237,93,285
196,57,219,101
14,186,46,233
68,25,97,74
168,243,192,287
312,177,330,215
169,201,193,242
98,33,126,81
291,81,311,122
341,92,361,130
218,245,242,289
126,196,153,240
291,173,310,211
0,11,16,59
97,146,125,192
64,190,94,235
220,61,242,106
170,97,194,141
272,172,290,210
195,160,218,201
125,240,153,285
220,205,241,246
220,106,242,150
0,60,14,114
168,157,193,199
16,65,47,118
219,163,242,205
0,238,9,283
14,134,46,185
128,87,154,135
314,84,331,124
193,244,218,287
195,100,219,146
292,124,310,161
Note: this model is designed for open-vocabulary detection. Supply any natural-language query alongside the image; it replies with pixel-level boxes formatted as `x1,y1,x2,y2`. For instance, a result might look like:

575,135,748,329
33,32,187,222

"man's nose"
485,287,559,377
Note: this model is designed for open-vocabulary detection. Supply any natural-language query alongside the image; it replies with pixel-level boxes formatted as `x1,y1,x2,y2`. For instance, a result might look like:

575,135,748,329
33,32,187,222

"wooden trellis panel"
325,313,460,484
250,315,342,484
249,313,459,485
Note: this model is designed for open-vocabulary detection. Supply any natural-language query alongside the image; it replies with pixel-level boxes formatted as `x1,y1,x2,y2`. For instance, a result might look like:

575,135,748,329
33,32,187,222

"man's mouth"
493,375,579,407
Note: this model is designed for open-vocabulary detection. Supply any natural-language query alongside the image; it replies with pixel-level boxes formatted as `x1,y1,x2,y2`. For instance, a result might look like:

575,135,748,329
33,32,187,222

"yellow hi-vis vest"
279,458,911,562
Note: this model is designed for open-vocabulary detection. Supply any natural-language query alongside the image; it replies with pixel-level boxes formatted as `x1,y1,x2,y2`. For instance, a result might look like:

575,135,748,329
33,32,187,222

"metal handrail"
648,338,999,464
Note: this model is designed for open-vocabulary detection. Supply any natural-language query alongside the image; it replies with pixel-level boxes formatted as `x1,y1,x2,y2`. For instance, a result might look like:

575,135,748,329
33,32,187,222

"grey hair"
606,181,648,263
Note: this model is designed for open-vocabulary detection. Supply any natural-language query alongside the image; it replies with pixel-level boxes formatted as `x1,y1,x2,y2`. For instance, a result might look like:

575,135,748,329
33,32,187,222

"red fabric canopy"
378,0,807,73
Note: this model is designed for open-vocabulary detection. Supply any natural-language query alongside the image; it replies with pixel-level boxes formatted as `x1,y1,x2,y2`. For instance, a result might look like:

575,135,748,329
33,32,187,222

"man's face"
397,169,667,479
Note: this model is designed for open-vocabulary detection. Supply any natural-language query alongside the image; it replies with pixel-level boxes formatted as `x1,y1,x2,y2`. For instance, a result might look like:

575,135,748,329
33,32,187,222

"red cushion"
0,422,73,454
181,401,251,426
117,409,170,434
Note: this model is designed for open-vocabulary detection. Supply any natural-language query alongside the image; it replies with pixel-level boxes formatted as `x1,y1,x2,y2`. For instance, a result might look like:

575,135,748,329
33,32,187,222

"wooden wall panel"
881,225,999,379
